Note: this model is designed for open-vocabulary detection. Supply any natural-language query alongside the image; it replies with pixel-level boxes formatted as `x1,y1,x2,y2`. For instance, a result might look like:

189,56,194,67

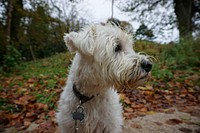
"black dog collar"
73,84,95,104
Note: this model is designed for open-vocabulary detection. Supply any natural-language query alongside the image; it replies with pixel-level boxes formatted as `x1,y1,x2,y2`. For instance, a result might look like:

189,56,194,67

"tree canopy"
118,0,200,40
136,23,154,41
0,0,87,71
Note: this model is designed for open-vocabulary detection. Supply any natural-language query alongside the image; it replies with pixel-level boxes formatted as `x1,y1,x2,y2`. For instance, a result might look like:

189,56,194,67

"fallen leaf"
13,95,35,105
131,104,144,109
124,98,132,105
137,86,147,90
123,113,135,119
124,107,134,112
179,127,192,133
136,112,146,117
28,78,35,83
48,110,55,117
188,87,194,93
166,119,183,125
25,111,36,118
180,116,191,121
35,103,48,110
146,111,156,115
154,122,163,126
58,79,66,86
119,93,126,100
131,123,142,129
144,90,154,96
33,120,56,133
24,119,31,127
164,108,175,114
11,113,21,119
164,95,172,101
140,107,148,112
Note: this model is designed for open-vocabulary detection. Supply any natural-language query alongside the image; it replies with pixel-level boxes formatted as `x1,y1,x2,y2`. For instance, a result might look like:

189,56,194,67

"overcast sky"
75,0,179,43
77,0,139,27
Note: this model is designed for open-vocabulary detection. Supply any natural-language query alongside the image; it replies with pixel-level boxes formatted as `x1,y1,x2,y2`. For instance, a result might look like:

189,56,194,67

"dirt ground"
123,108,200,133
2,107,200,133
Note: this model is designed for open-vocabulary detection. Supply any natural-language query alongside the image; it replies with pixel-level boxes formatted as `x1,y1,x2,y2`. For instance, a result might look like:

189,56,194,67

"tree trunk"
10,0,23,42
6,0,13,45
174,0,194,39
30,45,36,63
3,0,13,71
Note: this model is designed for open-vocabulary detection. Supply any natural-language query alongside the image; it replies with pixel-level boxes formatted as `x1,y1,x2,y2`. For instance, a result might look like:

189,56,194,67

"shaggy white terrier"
57,24,153,133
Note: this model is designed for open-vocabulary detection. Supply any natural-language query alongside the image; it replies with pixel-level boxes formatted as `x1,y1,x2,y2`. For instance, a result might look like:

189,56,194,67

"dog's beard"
114,70,151,92
104,57,153,91
129,72,151,89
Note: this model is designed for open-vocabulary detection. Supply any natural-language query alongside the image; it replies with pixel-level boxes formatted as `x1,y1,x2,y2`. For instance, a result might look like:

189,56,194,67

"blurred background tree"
118,0,200,40
0,0,87,71
135,23,154,41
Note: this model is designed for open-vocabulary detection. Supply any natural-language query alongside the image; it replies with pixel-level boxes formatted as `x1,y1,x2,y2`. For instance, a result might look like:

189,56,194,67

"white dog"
56,24,153,133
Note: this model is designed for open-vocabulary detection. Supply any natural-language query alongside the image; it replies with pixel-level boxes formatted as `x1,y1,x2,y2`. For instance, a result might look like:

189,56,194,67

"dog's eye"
114,44,121,52
115,40,122,52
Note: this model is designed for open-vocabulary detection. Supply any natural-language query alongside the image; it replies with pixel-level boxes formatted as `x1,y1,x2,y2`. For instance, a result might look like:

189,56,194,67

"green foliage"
136,23,154,40
151,64,173,81
118,0,199,39
134,39,199,82
134,40,162,58
134,39,199,70
19,3,67,60
2,45,22,72
35,92,57,109
0,98,19,113
18,52,72,78
161,38,200,69
0,0,86,70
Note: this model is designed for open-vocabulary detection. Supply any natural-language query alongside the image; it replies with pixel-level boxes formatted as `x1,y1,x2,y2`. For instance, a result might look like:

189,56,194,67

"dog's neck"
71,53,112,97
72,84,95,104
73,76,109,97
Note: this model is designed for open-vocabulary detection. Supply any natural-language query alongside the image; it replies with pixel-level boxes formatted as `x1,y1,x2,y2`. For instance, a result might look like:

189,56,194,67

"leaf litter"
0,67,199,132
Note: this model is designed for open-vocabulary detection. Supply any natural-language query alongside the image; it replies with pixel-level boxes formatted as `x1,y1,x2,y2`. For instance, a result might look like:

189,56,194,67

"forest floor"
0,53,199,133
2,107,200,133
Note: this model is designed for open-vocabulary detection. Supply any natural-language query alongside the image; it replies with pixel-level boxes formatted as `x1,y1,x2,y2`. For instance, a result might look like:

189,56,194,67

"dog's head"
64,24,153,90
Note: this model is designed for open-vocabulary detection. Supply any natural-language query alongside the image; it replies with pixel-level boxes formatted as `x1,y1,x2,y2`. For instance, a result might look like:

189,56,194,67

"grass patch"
0,52,73,112
160,38,200,69
134,40,163,59
35,93,56,109
0,52,73,78
151,64,173,81
0,98,19,113
19,52,73,79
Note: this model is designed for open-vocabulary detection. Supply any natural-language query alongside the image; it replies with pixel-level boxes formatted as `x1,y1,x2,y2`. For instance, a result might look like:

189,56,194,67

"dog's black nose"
141,60,152,73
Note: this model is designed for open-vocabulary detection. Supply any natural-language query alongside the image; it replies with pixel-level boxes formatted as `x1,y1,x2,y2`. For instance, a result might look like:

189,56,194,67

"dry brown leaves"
121,69,200,120
0,76,64,132
0,68,199,132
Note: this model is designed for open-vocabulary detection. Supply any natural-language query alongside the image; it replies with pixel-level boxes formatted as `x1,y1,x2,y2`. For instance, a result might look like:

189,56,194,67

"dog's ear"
63,32,78,53
64,27,95,55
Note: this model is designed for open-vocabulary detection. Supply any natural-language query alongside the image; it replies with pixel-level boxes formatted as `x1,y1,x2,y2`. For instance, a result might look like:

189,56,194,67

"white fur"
57,24,151,133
